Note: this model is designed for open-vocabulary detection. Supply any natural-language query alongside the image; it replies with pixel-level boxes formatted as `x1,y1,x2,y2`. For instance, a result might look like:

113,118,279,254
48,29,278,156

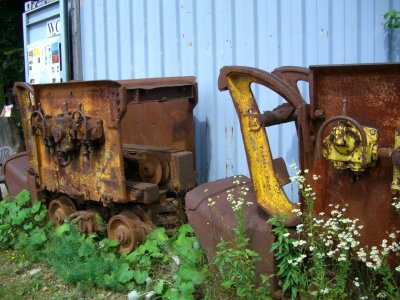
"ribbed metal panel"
80,0,399,195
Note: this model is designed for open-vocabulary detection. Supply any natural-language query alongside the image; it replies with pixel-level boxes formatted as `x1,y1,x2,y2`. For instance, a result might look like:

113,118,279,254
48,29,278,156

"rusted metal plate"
185,176,278,283
305,63,400,248
14,81,127,204
120,77,197,156
3,152,30,199
13,77,197,207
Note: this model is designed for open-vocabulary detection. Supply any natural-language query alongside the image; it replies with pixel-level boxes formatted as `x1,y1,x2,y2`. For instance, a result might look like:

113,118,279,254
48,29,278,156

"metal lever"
218,66,305,216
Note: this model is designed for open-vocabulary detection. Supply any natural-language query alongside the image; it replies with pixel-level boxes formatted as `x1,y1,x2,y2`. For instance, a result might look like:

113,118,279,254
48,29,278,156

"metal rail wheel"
48,196,77,226
107,211,146,253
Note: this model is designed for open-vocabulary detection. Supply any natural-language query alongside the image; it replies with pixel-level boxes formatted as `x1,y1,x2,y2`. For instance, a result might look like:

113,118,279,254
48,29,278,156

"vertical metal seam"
254,0,259,68
357,0,361,63
329,0,333,64
316,0,319,63
129,0,135,78
144,0,149,78
103,0,109,78
91,1,96,79
116,0,121,79
160,0,165,77
343,0,347,62
277,0,283,157
193,0,198,75
373,0,376,61
211,0,217,180
231,0,238,175
175,0,182,75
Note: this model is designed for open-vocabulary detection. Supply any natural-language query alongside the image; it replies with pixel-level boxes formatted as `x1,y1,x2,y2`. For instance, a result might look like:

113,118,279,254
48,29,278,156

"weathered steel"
107,211,146,253
14,80,127,204
306,63,400,249
2,152,32,199
12,76,197,252
48,196,77,226
120,77,197,156
185,176,278,280
187,63,399,283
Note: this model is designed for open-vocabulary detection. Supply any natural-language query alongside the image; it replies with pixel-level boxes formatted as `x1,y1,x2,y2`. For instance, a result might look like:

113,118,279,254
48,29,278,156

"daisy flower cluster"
207,176,253,212
392,195,400,213
356,233,400,271
288,203,363,266
226,176,253,212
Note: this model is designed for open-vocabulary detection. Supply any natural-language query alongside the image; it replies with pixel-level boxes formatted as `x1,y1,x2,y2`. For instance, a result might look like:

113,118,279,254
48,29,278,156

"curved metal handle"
218,66,299,215
272,66,310,98
272,66,313,153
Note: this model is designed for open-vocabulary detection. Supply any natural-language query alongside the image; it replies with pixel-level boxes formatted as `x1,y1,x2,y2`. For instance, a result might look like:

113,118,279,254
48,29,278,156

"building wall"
80,0,400,198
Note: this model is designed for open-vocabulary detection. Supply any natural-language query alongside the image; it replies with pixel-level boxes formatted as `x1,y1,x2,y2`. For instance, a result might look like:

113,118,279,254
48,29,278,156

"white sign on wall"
27,36,61,84
46,18,61,37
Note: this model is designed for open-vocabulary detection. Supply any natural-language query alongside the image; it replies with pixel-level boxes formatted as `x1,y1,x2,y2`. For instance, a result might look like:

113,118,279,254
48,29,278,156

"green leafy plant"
43,222,134,292
0,189,48,260
211,176,271,299
0,1,24,106
268,214,302,299
385,8,400,30
125,224,207,299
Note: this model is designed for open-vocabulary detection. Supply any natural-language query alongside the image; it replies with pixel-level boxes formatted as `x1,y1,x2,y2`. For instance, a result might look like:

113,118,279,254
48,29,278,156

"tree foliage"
0,1,25,107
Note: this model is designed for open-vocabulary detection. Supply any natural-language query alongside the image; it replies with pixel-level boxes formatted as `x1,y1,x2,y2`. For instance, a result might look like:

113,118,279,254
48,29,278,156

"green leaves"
268,214,303,300
54,223,70,236
132,269,149,284
124,225,207,298
115,263,135,283
384,9,400,30
0,190,48,254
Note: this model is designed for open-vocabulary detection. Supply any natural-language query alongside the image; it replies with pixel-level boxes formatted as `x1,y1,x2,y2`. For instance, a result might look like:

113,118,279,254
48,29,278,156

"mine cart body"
12,77,197,251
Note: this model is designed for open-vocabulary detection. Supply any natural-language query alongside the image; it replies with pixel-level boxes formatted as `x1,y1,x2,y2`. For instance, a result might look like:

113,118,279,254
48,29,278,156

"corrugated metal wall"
80,0,400,197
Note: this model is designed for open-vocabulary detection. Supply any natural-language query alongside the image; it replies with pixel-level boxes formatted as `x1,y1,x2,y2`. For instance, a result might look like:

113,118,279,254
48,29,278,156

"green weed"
125,224,207,299
211,176,272,299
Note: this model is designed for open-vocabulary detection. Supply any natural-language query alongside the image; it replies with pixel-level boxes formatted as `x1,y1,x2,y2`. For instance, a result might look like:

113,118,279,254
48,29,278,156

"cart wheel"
107,212,146,253
48,196,77,226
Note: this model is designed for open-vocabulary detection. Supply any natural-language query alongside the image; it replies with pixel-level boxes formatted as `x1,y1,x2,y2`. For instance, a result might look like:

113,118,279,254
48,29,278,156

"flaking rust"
186,63,400,286
11,77,197,253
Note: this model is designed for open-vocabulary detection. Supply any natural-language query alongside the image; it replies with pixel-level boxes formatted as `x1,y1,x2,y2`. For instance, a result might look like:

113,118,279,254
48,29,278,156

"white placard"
27,37,61,84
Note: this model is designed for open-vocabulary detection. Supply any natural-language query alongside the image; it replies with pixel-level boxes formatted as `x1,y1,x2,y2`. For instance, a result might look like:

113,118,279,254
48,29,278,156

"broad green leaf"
151,227,169,244
177,281,195,300
132,269,149,284
14,189,30,207
31,201,41,213
221,280,234,289
177,264,204,285
154,280,165,294
55,223,70,236
115,263,134,283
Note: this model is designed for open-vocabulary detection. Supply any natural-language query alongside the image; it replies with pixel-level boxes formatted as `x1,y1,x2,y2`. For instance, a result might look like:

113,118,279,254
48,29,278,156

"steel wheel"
107,212,146,253
48,196,77,226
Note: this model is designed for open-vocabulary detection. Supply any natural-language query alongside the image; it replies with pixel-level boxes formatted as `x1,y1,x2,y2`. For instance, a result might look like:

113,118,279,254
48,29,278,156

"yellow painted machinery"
8,77,197,252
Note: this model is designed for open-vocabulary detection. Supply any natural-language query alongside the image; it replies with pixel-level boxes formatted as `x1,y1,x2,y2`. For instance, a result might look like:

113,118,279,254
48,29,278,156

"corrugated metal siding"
80,0,400,196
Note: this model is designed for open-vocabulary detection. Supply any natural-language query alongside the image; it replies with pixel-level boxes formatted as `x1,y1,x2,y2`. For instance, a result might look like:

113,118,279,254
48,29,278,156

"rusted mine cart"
8,77,197,252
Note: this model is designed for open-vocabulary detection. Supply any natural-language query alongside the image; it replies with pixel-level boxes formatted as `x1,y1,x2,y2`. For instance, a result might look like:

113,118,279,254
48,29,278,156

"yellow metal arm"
218,66,306,215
